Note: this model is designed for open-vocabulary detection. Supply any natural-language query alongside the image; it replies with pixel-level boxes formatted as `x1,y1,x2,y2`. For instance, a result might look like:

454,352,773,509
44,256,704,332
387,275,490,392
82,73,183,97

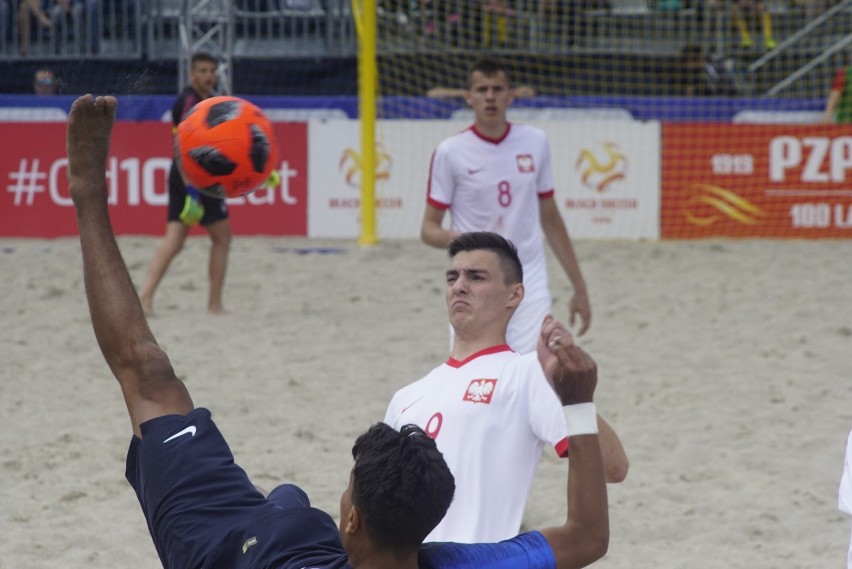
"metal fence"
0,0,355,60
376,0,852,98
1,0,141,58
2,0,851,97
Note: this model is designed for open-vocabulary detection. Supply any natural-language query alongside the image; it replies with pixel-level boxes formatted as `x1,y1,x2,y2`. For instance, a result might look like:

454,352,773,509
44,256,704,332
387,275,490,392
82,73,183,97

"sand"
1,236,850,568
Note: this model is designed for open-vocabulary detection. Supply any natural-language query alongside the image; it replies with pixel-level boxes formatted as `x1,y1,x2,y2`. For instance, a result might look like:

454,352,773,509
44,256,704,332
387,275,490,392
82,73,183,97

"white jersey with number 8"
427,123,556,351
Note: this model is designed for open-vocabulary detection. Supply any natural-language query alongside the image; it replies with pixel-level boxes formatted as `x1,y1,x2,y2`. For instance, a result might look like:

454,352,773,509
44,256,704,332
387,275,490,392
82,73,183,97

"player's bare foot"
67,95,117,207
207,304,228,316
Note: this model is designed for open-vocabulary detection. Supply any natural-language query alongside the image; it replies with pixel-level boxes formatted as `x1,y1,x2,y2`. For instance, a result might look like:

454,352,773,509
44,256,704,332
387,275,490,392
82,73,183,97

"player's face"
190,61,218,97
445,249,520,333
464,71,513,130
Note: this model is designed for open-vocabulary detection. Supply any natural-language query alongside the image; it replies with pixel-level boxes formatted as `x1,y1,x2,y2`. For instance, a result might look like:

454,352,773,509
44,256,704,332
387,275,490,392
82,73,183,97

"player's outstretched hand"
537,315,596,406
67,95,117,209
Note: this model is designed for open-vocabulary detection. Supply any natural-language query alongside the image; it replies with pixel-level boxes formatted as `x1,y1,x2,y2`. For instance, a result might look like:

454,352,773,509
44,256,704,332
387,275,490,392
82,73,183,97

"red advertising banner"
662,123,852,238
0,122,307,237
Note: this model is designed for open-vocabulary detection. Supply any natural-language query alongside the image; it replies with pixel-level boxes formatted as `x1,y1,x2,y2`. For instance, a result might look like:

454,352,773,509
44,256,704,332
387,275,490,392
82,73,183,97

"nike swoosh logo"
163,425,197,443
401,397,423,415
468,167,484,175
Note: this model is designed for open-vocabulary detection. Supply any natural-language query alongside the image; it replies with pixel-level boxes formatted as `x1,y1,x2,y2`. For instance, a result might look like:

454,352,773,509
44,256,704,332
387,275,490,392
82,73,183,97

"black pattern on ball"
206,101,241,128
189,146,237,176
249,124,271,173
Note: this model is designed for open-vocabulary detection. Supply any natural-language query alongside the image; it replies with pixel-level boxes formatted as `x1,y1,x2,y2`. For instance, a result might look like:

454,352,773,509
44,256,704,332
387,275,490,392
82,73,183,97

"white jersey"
427,124,555,352
840,430,852,568
384,346,568,543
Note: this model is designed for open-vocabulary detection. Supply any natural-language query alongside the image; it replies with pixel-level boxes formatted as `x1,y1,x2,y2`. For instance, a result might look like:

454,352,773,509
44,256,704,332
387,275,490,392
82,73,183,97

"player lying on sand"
66,93,609,569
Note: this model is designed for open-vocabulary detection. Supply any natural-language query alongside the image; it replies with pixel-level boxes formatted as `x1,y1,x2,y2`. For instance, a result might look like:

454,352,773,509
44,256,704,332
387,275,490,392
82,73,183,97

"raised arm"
538,196,591,336
536,316,608,569
67,95,193,437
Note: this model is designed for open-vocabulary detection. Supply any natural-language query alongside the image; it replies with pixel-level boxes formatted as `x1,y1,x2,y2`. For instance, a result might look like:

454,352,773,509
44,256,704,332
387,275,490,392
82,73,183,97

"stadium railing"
0,0,355,62
375,0,850,99
0,0,848,100
0,0,140,59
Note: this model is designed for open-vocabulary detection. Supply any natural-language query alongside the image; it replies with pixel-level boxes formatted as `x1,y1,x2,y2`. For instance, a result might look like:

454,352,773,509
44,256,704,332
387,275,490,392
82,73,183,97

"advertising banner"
0,122,308,237
541,120,661,240
308,120,446,239
309,119,661,240
662,123,852,238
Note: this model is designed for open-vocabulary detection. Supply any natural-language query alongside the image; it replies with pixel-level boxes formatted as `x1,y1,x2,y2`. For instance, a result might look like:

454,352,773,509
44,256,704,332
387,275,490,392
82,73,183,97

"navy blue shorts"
125,408,349,569
167,164,229,226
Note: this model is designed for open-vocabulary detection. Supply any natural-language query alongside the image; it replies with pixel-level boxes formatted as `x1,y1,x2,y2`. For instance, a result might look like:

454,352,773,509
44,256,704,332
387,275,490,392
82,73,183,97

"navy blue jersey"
126,409,555,569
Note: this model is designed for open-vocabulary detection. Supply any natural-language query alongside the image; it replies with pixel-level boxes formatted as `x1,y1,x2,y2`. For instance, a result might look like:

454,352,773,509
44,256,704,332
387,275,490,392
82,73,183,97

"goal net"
370,0,852,240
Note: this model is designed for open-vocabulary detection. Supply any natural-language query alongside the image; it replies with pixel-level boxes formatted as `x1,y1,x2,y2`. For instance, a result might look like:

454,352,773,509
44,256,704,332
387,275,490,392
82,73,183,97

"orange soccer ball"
176,96,278,199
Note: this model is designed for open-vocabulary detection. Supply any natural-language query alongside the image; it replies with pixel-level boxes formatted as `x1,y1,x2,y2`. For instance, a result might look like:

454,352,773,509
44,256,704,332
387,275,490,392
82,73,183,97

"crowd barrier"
0,0,354,61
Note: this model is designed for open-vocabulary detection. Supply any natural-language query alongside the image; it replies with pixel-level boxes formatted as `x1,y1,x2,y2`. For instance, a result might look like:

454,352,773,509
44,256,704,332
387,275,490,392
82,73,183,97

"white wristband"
564,403,598,436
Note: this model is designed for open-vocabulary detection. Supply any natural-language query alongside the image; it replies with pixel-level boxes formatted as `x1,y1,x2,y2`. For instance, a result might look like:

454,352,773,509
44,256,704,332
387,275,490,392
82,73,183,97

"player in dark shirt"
139,52,233,315
67,94,609,569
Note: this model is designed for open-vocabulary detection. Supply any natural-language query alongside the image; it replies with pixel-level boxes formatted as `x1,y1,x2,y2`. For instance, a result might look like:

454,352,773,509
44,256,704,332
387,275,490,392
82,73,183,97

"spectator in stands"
540,0,609,47
679,44,738,97
684,0,717,28
800,0,827,22
482,0,513,46
731,0,776,50
139,53,232,316
50,0,100,54
822,63,852,124
33,68,57,95
17,0,53,54
1,0,13,50
18,0,99,55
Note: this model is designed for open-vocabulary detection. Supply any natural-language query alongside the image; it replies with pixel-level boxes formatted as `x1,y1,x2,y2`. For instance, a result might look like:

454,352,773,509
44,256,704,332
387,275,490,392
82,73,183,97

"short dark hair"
191,52,217,68
448,231,523,286
467,57,511,88
351,423,454,549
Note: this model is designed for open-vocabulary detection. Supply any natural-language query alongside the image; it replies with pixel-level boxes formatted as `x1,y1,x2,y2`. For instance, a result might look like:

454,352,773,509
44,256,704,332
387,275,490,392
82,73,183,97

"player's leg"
203,216,231,315
267,483,312,509
68,94,193,438
138,221,189,314
139,165,192,314
731,1,753,47
758,1,775,49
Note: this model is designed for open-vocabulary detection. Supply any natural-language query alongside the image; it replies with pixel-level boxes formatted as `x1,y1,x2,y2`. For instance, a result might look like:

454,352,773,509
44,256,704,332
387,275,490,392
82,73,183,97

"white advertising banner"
308,119,661,240
309,120,452,239
537,120,661,240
